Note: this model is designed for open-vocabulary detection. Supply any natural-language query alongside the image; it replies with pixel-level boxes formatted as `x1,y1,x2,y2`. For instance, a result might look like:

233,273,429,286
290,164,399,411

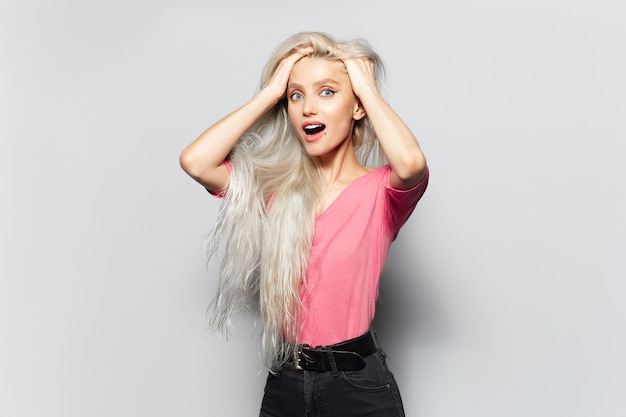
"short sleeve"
383,165,429,235
207,160,231,198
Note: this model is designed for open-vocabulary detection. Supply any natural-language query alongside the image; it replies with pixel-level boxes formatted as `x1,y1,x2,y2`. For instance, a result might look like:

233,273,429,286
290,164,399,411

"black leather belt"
293,331,377,372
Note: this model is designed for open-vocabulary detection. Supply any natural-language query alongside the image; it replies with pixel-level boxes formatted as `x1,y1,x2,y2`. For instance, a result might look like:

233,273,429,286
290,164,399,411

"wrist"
256,87,284,109
354,84,381,101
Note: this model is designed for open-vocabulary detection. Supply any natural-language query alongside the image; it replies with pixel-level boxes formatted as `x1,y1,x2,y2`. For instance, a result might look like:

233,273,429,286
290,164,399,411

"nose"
303,96,317,116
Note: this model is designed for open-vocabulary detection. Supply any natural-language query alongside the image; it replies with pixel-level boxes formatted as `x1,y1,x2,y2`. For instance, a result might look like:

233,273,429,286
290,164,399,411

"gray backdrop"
2,0,624,416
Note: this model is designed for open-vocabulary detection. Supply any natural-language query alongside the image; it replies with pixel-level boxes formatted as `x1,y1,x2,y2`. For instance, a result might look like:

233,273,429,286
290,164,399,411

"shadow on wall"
372,244,448,349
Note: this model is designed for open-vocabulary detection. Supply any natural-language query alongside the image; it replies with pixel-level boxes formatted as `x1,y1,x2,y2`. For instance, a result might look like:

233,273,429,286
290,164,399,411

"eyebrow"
288,78,341,90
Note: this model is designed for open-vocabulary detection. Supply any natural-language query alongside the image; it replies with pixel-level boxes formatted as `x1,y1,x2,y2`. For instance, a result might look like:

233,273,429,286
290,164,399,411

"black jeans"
259,347,405,417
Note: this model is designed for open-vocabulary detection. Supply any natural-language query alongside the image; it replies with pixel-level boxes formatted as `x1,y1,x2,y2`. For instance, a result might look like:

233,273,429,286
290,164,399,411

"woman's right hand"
262,47,313,103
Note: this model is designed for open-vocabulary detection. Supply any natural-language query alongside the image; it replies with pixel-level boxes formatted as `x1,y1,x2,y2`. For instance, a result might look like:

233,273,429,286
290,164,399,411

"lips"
302,122,326,142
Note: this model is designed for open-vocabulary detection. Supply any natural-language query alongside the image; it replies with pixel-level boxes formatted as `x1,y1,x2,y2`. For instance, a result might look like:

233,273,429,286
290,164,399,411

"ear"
353,99,366,121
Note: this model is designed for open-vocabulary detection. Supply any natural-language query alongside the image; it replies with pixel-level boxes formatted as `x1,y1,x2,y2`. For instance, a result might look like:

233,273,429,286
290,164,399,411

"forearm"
359,86,427,188
179,89,278,189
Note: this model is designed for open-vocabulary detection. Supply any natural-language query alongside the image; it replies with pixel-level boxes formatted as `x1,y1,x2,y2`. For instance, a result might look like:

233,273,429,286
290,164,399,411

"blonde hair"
205,31,386,370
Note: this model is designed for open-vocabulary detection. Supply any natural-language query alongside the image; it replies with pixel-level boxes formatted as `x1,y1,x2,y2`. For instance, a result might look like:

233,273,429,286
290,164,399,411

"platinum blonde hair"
205,32,386,371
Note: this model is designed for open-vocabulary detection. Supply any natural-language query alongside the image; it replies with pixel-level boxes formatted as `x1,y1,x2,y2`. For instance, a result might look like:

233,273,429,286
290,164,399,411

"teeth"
303,124,325,135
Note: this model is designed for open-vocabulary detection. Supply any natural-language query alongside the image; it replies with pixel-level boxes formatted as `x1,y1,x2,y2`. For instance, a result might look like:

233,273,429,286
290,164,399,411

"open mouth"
303,124,326,136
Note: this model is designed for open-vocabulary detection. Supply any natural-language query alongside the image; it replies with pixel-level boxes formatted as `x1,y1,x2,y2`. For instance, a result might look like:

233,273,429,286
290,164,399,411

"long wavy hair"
205,31,386,370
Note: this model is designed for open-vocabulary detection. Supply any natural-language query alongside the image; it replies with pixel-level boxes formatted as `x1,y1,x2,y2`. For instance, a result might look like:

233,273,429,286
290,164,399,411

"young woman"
180,31,429,417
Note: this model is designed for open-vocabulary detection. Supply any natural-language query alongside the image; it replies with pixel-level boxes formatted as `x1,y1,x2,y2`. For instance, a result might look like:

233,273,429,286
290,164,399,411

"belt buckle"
294,344,311,371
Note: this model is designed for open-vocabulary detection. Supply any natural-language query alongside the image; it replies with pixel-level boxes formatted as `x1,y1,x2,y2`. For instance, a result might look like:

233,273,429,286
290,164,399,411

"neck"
316,140,364,186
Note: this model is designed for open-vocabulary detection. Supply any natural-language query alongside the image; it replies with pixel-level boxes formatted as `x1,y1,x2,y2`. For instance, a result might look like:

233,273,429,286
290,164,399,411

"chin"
301,142,327,156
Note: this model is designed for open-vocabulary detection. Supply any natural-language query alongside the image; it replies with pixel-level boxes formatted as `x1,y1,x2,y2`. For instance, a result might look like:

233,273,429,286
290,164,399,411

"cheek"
327,97,355,117
326,102,356,129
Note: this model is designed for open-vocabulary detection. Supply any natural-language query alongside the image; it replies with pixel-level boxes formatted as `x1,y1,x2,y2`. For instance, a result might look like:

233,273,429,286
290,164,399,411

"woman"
180,31,428,417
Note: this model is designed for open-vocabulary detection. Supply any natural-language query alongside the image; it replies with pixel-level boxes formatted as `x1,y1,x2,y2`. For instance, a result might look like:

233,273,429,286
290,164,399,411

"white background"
1,0,624,416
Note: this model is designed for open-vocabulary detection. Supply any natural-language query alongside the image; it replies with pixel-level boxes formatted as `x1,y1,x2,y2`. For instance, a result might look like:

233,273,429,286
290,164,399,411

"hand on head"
340,57,378,98
263,47,315,103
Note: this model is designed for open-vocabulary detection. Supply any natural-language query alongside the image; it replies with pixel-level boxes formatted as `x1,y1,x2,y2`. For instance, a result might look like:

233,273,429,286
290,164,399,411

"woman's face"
286,57,363,159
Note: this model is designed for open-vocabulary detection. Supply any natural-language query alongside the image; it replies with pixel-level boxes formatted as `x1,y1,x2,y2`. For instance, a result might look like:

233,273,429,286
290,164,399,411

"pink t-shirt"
299,165,429,347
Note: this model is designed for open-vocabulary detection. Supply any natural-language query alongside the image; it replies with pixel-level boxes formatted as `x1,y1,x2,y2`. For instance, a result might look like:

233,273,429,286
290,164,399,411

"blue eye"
321,89,335,97
290,92,303,100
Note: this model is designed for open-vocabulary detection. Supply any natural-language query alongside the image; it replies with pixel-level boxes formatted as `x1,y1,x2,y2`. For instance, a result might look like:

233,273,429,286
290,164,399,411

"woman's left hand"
342,57,427,190
342,58,379,98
